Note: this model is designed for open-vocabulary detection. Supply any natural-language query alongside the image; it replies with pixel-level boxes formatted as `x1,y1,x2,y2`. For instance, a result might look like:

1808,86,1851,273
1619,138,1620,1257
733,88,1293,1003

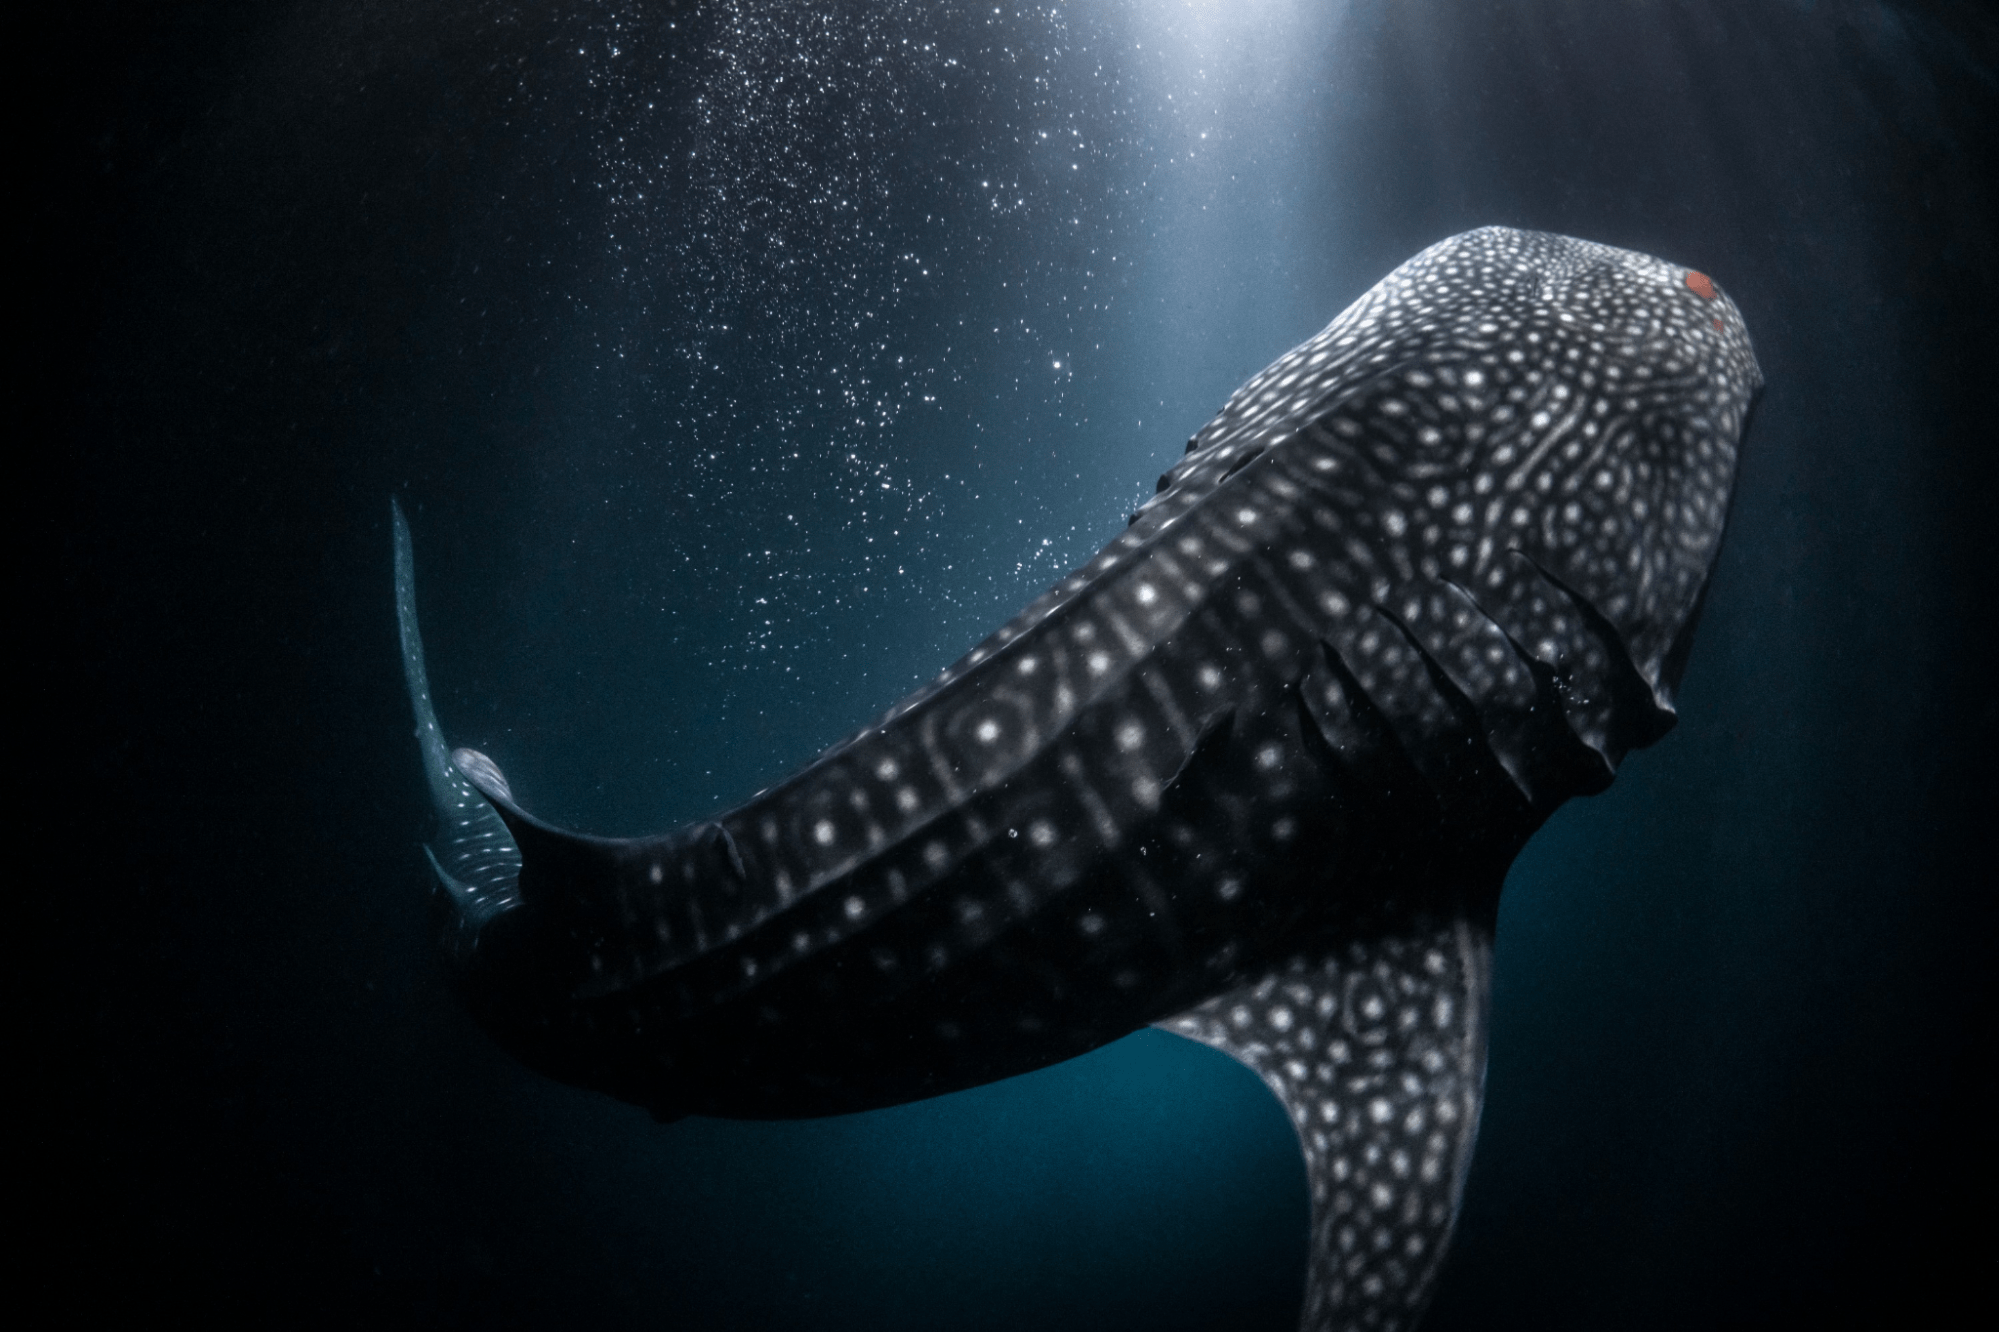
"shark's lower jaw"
399,226,1759,1328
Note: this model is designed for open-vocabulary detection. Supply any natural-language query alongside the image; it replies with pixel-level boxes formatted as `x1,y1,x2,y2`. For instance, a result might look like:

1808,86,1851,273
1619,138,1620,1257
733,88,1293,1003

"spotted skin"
399,228,1759,1328
1165,921,1490,1331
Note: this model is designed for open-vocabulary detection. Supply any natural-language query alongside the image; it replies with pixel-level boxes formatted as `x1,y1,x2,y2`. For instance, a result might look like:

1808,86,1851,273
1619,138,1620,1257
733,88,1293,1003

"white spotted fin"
392,498,521,939
1160,915,1492,1332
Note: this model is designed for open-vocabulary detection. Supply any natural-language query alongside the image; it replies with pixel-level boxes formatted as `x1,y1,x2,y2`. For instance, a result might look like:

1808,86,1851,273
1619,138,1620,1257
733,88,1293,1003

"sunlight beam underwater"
394,227,1760,1330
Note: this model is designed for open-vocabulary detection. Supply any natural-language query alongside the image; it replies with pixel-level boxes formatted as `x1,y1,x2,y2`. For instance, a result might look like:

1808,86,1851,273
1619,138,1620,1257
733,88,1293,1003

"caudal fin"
392,497,521,923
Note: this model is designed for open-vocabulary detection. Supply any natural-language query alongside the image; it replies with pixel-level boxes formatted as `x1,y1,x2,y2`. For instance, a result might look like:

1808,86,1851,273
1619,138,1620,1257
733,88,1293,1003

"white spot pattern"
408,234,1754,1333
1162,919,1491,1331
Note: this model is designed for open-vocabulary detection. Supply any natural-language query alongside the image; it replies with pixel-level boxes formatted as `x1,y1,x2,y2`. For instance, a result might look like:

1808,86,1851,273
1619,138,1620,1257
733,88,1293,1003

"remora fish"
394,226,1759,1330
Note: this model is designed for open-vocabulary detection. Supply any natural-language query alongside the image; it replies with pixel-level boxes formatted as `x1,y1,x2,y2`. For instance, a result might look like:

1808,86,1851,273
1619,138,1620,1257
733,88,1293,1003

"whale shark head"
1166,226,1761,769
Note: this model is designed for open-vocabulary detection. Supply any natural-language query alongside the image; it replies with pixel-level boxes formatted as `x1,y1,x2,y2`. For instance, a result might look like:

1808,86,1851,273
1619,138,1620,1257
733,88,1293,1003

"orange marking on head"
1712,316,1724,332
1685,270,1717,300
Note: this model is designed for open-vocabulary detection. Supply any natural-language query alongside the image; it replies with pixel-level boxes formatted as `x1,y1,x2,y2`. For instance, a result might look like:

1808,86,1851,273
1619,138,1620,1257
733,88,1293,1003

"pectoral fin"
1159,914,1492,1330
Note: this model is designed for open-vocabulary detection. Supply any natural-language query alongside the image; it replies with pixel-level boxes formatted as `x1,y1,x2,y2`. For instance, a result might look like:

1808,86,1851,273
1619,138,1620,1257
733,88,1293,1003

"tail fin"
393,497,521,924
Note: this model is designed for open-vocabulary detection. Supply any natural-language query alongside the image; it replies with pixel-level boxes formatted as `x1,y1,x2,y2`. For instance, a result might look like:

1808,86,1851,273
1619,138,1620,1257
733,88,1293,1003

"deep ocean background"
40,1,1995,1326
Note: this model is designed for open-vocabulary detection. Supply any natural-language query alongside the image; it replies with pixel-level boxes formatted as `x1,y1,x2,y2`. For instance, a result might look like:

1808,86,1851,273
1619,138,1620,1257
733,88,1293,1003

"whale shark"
393,226,1760,1329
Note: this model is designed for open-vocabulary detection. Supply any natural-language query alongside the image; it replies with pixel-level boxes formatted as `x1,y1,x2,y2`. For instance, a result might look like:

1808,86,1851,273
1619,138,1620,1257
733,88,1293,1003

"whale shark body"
394,227,1760,1329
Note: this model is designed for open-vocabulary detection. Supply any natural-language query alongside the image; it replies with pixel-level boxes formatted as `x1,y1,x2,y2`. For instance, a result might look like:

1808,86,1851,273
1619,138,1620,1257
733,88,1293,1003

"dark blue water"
47,1,1993,1325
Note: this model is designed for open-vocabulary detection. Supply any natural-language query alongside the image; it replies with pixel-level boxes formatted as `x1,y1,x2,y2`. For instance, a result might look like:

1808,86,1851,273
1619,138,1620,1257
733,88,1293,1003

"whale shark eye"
1684,270,1717,300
